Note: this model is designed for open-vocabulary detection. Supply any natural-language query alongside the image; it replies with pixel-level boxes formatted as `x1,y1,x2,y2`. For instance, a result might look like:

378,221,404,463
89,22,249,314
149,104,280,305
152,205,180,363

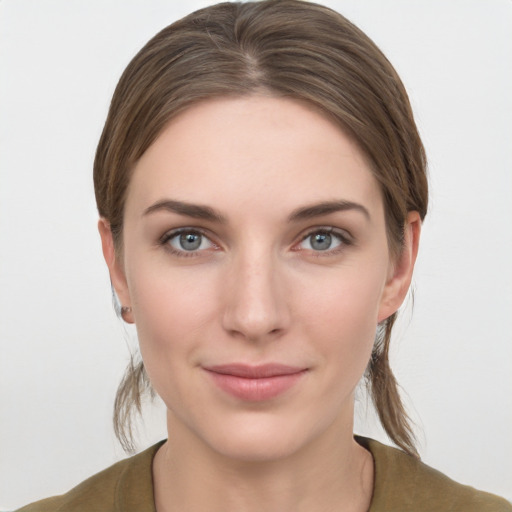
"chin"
208,428,308,463
189,409,333,463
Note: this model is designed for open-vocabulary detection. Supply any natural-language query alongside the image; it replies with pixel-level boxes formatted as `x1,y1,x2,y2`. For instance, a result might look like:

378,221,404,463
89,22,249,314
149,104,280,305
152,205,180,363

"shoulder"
14,441,163,512
357,437,512,512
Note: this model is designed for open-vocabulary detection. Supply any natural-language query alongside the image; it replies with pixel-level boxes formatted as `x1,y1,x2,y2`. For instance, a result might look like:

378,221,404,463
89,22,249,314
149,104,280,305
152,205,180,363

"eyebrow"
143,198,370,223
287,200,370,222
143,199,227,223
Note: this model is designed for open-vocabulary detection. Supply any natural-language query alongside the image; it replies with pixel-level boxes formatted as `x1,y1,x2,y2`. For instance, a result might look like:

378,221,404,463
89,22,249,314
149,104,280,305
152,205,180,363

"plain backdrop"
1,0,511,509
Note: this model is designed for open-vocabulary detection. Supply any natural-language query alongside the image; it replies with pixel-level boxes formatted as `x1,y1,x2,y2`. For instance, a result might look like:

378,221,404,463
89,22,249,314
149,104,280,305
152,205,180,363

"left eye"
166,230,214,252
299,230,344,252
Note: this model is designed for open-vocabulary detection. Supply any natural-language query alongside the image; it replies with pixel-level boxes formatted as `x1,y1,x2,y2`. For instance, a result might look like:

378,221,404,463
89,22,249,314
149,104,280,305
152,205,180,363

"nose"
221,249,290,342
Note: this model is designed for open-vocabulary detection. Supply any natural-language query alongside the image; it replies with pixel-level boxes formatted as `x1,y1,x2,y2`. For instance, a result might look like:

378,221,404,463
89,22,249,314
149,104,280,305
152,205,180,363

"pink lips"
203,363,307,402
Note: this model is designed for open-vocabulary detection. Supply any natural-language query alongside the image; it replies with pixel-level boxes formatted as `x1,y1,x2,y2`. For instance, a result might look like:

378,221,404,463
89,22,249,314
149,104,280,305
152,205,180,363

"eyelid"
158,225,353,258
159,227,219,257
293,226,353,254
301,225,352,241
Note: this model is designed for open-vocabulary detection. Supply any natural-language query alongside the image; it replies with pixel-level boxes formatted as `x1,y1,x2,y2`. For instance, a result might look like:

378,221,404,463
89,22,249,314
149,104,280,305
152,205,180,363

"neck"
153,411,373,512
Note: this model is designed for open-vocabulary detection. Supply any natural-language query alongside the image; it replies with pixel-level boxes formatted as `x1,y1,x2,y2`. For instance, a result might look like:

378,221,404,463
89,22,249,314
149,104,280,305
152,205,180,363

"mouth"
202,363,308,402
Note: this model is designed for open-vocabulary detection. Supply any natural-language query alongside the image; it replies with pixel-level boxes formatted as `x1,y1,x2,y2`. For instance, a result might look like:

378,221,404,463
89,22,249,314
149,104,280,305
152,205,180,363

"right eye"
162,229,215,256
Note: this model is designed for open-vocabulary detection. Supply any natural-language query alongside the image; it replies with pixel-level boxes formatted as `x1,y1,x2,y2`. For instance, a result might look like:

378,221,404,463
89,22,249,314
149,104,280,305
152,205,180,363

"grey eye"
179,232,202,251
167,231,213,252
300,231,343,251
310,232,332,250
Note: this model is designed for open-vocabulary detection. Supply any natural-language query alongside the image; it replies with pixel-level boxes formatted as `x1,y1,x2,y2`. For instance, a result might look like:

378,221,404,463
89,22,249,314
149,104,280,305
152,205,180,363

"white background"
1,0,511,508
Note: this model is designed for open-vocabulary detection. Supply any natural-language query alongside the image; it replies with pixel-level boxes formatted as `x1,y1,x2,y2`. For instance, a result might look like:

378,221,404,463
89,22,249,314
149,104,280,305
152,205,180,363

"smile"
203,364,308,401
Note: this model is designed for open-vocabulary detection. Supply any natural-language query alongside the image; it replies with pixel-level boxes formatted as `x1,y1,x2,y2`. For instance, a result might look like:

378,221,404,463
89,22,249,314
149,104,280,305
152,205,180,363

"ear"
98,218,134,324
378,211,421,323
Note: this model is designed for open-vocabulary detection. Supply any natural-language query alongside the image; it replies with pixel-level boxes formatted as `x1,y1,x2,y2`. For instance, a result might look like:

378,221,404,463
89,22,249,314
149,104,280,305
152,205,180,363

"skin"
99,96,420,512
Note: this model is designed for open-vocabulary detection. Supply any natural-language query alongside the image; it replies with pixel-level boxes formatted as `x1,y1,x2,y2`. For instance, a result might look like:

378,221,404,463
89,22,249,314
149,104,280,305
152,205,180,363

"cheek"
296,263,386,366
126,262,220,380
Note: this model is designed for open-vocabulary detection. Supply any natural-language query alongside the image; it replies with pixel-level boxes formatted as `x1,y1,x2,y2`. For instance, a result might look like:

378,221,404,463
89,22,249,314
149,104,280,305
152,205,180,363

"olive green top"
16,437,511,512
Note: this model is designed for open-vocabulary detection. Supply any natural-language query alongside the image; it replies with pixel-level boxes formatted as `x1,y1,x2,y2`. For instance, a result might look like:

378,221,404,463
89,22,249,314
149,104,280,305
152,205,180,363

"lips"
203,363,307,401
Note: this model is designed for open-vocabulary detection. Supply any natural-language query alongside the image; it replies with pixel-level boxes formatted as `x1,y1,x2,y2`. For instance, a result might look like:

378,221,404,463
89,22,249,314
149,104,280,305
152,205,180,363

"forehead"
126,96,382,219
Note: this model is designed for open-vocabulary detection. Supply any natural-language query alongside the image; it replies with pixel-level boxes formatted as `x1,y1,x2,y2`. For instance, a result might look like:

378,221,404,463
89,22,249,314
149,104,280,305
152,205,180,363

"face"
101,96,418,462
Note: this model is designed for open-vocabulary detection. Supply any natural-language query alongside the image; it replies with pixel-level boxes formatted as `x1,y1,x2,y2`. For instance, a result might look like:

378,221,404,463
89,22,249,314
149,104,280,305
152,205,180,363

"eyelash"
159,226,353,258
295,227,353,257
159,228,217,258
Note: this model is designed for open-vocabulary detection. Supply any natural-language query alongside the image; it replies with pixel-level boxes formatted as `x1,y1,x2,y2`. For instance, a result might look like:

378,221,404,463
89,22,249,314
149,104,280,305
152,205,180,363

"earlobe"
377,211,421,323
98,219,134,324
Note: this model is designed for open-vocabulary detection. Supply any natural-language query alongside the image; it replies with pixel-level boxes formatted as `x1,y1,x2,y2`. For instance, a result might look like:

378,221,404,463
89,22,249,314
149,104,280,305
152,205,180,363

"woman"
9,1,511,510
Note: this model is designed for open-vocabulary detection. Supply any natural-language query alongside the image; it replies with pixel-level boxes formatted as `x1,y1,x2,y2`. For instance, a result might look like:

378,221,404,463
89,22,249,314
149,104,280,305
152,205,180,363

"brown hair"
94,0,428,456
